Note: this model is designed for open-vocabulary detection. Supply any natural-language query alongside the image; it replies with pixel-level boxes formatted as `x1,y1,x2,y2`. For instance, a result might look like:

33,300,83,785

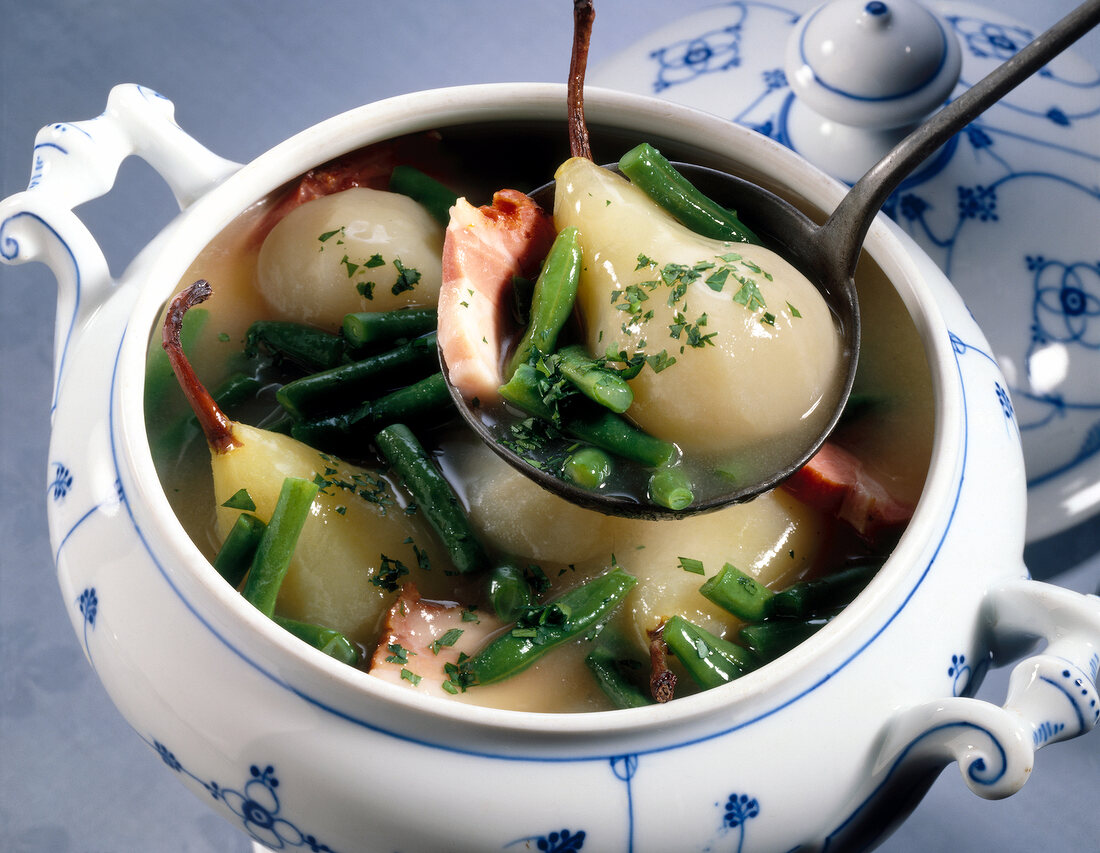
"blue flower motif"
762,68,787,91
150,747,337,851
995,382,1015,421
649,24,743,92
154,741,182,772
1029,258,1100,350
723,792,760,829
537,829,585,852
954,19,1031,61
948,653,972,696
77,588,97,627
957,184,998,222
48,462,73,501
898,193,930,222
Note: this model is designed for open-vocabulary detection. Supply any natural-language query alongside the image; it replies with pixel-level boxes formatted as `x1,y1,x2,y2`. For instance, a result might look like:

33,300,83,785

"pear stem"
568,0,594,161
162,279,242,454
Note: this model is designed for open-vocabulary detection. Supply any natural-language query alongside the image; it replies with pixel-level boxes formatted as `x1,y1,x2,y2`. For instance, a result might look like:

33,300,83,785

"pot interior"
133,101,939,723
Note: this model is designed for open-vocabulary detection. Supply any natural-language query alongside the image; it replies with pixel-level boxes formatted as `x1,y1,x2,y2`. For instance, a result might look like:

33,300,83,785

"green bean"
460,567,637,686
211,513,267,588
648,466,694,511
291,373,454,453
273,615,360,666
555,345,633,413
245,320,348,371
341,307,438,349
506,226,582,377
618,143,760,245
499,363,675,468
563,446,614,489
276,332,438,419
241,477,319,617
373,424,489,574
289,406,369,453
699,562,775,621
585,646,652,709
388,165,459,226
769,561,881,619
487,562,532,622
366,372,453,428
662,615,755,689
737,618,827,663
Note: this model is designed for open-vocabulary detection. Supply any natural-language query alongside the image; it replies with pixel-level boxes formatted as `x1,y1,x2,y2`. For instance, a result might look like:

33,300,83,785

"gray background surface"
1,1,1097,851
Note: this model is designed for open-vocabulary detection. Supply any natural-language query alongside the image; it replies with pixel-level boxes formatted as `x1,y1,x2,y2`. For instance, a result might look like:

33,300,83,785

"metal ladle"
442,0,1100,519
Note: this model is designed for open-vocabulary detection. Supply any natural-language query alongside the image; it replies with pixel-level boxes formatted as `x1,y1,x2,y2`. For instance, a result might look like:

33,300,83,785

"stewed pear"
161,280,451,646
552,157,844,463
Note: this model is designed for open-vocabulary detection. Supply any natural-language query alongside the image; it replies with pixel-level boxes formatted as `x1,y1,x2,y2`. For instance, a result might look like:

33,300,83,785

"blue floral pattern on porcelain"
591,0,1100,541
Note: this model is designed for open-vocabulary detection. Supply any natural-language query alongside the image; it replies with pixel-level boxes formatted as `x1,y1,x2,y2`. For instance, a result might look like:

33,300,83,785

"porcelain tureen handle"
0,83,240,389
875,578,1100,800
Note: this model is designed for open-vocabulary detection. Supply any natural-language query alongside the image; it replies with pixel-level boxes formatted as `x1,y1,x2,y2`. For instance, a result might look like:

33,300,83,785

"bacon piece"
368,584,499,696
437,189,557,403
781,442,914,542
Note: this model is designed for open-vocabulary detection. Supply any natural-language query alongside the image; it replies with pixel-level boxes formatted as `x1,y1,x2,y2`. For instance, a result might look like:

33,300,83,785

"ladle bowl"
442,0,1100,518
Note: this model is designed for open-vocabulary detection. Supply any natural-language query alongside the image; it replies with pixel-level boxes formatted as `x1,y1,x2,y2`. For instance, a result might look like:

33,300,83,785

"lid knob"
784,0,962,180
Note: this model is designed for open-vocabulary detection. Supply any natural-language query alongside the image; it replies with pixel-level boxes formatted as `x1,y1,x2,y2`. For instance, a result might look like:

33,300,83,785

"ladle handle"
820,0,1100,279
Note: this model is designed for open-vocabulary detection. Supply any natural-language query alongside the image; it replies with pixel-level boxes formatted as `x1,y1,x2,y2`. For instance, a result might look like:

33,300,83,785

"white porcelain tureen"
1,81,1098,853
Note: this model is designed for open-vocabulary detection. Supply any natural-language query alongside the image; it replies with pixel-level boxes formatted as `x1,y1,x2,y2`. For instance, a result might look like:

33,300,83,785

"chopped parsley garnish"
443,654,475,693
221,489,256,511
371,554,410,592
365,253,385,268
678,556,706,575
645,350,677,373
497,417,564,472
668,310,716,352
340,255,360,278
318,227,344,244
429,628,464,655
390,258,421,295
524,564,552,595
732,279,766,312
312,460,395,513
606,250,776,376
356,281,375,299
385,642,413,665
511,602,571,645
400,668,422,686
787,302,802,318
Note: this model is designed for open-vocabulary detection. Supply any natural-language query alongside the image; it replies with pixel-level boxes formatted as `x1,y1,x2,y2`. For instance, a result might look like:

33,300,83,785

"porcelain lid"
788,0,962,128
